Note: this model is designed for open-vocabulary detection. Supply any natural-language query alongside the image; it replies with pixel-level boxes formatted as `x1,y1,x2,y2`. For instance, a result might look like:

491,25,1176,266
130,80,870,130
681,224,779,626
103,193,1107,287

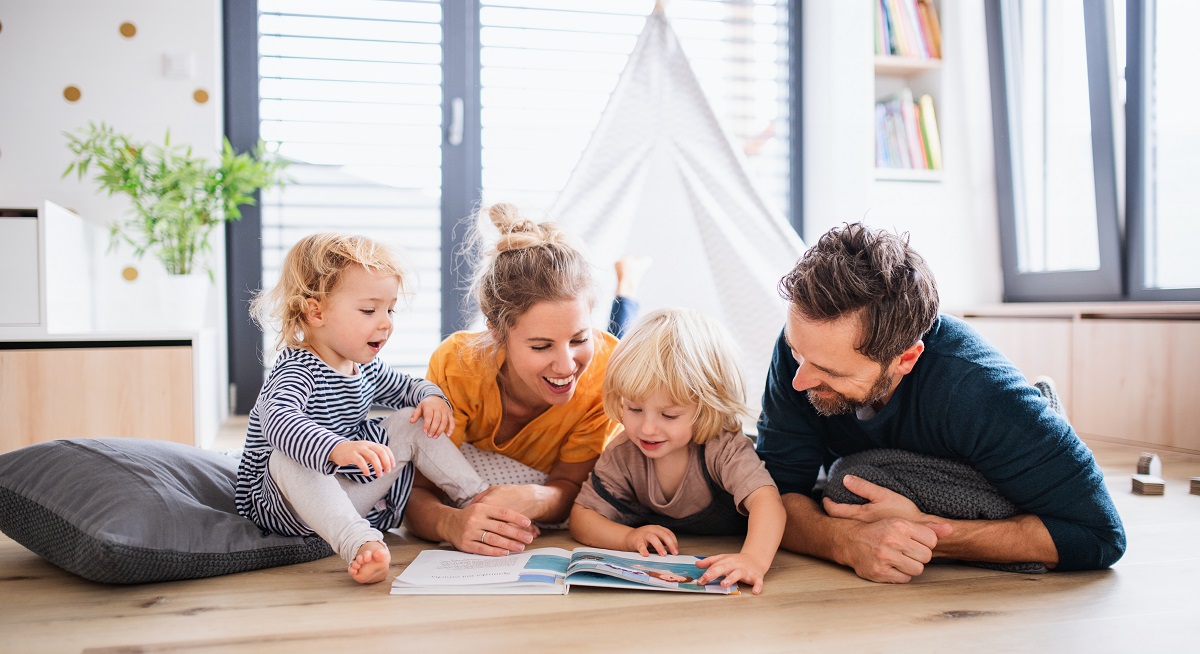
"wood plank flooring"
1,437,1197,653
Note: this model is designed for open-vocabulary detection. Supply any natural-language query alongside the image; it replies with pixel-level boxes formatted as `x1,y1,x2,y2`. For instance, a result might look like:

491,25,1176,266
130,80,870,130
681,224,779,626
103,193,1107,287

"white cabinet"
0,211,40,326
0,201,96,335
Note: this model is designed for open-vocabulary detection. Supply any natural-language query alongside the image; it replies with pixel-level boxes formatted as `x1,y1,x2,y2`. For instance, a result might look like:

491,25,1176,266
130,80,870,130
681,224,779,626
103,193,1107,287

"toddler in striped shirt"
235,233,488,584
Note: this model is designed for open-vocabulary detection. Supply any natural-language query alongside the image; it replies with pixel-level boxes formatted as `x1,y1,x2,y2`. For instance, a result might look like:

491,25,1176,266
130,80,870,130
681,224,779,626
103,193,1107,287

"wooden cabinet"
961,303,1200,454
0,333,216,453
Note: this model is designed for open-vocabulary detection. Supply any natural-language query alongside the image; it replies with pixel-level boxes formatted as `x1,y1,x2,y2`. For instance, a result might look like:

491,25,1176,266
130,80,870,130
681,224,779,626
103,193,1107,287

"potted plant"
63,121,288,281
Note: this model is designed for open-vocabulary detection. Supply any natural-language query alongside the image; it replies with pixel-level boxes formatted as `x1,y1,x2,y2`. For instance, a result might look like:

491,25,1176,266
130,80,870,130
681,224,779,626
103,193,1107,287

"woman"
403,203,647,556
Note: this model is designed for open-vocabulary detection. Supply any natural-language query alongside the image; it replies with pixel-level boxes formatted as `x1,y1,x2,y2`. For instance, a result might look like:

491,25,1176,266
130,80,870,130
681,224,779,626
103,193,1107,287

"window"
256,0,445,377
1127,0,1200,297
224,0,798,412
986,0,1122,301
477,1,792,220
988,0,1200,302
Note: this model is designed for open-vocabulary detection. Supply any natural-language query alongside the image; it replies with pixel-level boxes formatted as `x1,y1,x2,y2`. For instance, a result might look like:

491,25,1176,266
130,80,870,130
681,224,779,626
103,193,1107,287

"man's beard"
806,369,895,417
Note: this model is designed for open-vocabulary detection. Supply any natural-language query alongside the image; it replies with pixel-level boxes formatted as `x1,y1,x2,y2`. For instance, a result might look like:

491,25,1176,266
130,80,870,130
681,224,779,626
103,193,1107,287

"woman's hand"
441,502,539,557
469,484,556,518
411,396,455,437
625,525,679,557
329,440,395,476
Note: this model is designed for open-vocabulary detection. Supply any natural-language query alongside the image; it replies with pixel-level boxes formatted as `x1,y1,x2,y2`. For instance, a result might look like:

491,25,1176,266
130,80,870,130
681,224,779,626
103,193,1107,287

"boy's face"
304,265,400,374
621,387,699,463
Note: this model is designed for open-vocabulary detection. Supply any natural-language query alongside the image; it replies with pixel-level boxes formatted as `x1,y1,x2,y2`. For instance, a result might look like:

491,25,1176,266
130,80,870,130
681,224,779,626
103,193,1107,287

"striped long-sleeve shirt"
235,347,446,536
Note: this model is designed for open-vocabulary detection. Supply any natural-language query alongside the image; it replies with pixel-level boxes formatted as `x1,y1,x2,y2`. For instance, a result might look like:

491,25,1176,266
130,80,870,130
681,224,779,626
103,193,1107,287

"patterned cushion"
0,438,332,584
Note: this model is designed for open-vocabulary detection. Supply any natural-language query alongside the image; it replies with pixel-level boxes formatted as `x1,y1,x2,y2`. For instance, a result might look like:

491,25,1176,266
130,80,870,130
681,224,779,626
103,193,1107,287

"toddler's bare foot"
615,256,653,298
349,540,391,584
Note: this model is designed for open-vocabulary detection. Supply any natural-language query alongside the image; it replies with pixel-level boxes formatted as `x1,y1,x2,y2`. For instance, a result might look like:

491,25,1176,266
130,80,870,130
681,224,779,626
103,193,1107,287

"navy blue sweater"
756,314,1125,571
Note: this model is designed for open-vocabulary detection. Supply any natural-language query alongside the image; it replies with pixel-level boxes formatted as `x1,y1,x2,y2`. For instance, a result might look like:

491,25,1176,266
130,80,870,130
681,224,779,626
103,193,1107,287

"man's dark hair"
778,223,939,364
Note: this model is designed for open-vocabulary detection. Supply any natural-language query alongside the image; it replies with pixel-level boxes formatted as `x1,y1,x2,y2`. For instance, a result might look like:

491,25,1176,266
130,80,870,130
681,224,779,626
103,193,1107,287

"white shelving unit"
872,0,944,181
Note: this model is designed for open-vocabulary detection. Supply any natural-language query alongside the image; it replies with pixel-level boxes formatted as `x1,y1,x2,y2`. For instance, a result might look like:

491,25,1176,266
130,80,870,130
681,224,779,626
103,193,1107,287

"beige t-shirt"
575,430,777,525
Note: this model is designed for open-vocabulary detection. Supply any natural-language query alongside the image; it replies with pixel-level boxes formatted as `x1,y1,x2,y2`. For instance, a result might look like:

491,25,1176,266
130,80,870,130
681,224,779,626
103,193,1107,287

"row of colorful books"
875,0,942,59
875,89,942,170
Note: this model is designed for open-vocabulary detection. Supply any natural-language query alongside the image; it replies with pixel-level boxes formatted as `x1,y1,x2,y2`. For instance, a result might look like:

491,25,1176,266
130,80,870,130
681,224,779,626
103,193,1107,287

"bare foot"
615,256,653,298
348,540,391,584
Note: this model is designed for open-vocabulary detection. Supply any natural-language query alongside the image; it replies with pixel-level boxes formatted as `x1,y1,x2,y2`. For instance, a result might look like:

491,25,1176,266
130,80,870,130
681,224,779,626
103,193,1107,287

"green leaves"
63,121,289,278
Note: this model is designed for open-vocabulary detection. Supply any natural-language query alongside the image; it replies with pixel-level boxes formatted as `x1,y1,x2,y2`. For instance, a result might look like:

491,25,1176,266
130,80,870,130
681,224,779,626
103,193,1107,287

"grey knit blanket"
823,449,1048,574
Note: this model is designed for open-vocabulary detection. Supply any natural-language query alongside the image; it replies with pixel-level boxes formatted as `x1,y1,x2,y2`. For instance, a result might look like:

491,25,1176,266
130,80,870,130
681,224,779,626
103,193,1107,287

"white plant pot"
157,273,210,331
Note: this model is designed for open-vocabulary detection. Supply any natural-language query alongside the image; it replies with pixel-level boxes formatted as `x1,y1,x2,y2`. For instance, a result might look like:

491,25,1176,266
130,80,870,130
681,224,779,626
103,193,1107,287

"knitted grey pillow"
0,438,332,584
824,448,1047,574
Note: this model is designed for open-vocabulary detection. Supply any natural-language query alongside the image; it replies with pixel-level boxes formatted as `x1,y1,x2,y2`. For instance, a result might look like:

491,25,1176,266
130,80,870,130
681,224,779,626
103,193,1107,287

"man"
756,223,1125,583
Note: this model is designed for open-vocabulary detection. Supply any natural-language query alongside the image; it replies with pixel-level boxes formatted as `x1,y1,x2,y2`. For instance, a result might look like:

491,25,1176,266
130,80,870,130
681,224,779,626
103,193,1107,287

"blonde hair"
466,203,595,354
602,308,750,444
251,233,406,351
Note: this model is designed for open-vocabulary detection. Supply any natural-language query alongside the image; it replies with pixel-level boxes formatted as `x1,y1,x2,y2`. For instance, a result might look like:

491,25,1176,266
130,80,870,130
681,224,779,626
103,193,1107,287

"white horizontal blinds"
257,0,443,377
479,0,791,221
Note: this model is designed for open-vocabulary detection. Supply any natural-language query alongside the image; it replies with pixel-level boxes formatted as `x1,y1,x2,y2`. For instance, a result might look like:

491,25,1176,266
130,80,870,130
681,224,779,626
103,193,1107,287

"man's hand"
820,475,953,582
822,474,925,523
836,517,952,583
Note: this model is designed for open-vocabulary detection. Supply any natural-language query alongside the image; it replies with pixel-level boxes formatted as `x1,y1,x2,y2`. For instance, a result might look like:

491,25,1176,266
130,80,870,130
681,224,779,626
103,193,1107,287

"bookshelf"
873,0,944,181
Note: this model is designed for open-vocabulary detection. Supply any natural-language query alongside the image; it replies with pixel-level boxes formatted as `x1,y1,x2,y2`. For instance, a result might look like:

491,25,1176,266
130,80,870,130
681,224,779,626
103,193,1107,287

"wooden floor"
2,435,1197,653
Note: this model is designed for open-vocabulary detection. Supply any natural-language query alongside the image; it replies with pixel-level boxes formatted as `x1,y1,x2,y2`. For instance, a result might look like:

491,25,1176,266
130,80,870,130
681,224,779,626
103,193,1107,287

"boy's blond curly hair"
602,308,751,444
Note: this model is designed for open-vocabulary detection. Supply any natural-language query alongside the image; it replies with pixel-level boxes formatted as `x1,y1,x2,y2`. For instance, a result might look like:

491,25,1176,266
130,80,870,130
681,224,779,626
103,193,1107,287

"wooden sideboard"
0,331,217,453
959,303,1200,454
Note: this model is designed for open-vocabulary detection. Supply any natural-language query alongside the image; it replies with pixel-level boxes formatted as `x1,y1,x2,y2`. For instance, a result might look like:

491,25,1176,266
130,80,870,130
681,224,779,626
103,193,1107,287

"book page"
565,547,735,594
395,547,572,587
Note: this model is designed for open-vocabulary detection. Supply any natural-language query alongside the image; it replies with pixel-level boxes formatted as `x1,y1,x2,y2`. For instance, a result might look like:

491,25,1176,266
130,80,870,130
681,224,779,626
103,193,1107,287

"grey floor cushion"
0,438,332,584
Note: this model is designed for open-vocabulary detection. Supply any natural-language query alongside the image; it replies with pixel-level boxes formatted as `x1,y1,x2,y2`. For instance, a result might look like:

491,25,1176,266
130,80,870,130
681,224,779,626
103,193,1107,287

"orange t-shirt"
426,330,621,473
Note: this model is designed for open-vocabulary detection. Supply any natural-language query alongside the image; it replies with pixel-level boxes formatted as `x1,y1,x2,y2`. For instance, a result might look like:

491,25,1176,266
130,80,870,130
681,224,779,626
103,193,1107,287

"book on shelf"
918,93,943,169
899,88,927,168
876,0,942,60
390,546,739,596
875,90,942,171
918,0,943,58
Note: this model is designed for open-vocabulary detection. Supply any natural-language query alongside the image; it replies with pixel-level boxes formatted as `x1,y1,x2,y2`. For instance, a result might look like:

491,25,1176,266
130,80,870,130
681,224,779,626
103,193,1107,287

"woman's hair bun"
487,203,562,253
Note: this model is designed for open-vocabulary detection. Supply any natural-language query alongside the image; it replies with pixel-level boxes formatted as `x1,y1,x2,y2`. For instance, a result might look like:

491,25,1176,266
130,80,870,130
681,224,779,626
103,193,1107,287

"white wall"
0,0,228,418
803,0,1003,310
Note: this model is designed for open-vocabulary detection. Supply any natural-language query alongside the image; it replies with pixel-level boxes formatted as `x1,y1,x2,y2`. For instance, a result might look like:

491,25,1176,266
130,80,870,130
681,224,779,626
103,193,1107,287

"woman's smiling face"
499,297,596,410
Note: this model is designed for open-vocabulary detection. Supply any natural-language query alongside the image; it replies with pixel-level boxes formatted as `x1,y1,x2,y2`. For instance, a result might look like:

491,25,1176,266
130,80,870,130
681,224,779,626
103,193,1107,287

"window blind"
257,0,444,376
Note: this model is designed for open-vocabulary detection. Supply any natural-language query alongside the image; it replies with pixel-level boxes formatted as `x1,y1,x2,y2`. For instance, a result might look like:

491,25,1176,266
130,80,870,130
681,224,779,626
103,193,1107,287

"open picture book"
390,546,738,595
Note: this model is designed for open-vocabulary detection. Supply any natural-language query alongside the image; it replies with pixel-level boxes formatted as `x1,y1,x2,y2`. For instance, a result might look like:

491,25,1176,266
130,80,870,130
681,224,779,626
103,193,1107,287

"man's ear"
303,297,323,326
894,340,925,376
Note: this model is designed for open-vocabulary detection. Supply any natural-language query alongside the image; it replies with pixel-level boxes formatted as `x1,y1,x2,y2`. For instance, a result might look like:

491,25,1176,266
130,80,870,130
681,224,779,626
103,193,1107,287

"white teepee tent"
547,6,806,418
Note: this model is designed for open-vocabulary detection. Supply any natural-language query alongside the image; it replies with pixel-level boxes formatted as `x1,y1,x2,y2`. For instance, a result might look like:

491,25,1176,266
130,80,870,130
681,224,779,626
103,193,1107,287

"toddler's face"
621,388,699,463
307,266,400,373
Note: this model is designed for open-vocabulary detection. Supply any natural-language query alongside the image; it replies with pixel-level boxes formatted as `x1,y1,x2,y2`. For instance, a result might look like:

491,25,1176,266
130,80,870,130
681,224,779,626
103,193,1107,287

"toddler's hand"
412,396,454,438
625,525,678,557
695,552,771,595
329,440,395,477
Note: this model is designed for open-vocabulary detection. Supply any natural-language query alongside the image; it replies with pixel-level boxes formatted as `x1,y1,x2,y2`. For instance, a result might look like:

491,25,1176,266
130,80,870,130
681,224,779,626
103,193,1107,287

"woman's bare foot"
615,256,653,298
348,540,391,584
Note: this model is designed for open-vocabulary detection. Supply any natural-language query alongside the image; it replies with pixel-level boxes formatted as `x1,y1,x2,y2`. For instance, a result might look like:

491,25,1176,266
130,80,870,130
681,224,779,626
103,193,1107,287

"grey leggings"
268,407,487,565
